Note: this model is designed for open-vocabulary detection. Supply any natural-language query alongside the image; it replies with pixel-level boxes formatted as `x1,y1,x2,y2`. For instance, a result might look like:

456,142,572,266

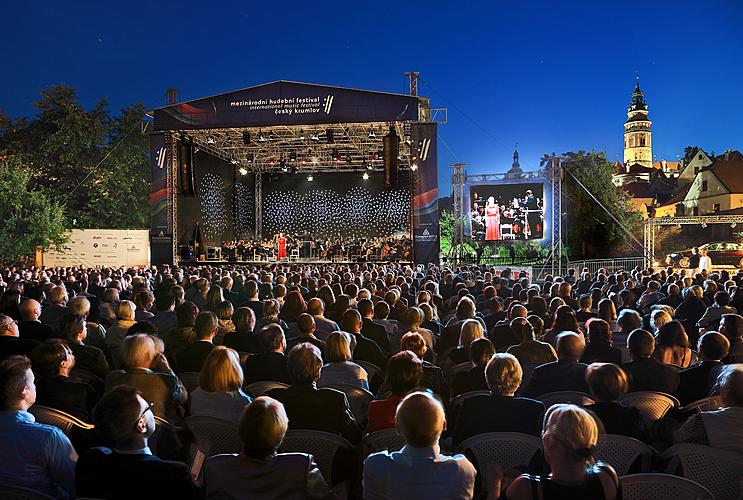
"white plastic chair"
621,473,713,500
594,434,652,475
28,405,94,435
364,428,406,456
662,443,743,500
537,391,595,408
681,396,723,413
620,391,679,423
279,430,355,487
244,380,290,398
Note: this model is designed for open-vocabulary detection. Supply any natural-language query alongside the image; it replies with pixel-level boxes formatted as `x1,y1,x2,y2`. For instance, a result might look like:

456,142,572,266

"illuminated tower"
623,78,653,167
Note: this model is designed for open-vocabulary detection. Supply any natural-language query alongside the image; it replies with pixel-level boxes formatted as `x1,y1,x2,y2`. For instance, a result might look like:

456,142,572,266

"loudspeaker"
178,141,195,197
383,126,399,190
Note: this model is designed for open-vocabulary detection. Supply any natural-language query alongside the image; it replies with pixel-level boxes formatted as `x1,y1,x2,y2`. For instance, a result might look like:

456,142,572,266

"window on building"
694,167,700,174
702,180,708,191
698,153,703,160
713,203,721,213
693,206,700,216
639,135,646,147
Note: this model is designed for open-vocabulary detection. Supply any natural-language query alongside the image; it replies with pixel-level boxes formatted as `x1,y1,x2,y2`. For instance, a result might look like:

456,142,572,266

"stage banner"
44,229,150,268
411,123,439,264
153,81,419,130
150,133,170,236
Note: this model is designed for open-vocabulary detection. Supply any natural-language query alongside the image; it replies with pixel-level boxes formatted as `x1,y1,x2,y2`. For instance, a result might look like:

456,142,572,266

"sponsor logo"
420,137,431,162
323,95,334,114
93,243,99,248
156,147,167,169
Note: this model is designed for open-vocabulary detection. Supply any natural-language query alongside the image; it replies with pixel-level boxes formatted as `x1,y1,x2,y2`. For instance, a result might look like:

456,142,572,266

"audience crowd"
0,262,742,498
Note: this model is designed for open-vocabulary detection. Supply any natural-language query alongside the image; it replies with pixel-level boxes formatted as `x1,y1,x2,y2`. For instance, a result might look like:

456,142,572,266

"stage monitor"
468,181,546,242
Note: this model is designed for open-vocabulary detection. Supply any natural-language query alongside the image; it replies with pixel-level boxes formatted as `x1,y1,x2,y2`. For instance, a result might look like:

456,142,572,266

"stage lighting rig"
289,151,297,162
246,153,254,163
362,172,369,180
239,167,248,175
368,127,376,139
280,160,288,172
326,128,334,143
299,129,306,140
311,130,320,141
258,131,267,142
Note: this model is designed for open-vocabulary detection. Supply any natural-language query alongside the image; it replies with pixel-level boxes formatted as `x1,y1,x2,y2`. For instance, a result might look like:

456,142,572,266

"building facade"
623,79,653,167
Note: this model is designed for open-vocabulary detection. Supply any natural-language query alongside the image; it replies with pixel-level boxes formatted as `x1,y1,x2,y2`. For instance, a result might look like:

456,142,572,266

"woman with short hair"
105,300,137,369
318,331,368,390
190,346,252,422
583,362,643,440
367,351,423,432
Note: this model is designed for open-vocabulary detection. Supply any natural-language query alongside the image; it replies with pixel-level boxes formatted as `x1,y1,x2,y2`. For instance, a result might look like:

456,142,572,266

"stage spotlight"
207,136,215,144
246,153,254,163
366,163,373,171
239,167,248,175
289,151,297,162
242,131,251,144
280,160,288,172
307,174,314,181
326,128,334,143
258,131,267,142
269,130,278,141
311,130,320,141
332,148,340,162
362,172,369,180
701,222,707,228
411,163,418,171
732,223,738,229
299,129,305,140
368,127,376,139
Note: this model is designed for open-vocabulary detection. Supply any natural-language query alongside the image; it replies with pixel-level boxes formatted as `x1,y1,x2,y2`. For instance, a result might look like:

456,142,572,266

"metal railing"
567,257,647,276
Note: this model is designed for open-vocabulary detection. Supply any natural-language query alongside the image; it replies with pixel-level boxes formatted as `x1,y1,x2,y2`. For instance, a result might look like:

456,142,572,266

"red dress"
485,205,501,240
277,237,287,260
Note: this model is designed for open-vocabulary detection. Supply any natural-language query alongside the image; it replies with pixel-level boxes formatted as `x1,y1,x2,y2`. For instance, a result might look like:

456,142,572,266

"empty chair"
28,405,94,435
662,443,743,500
364,428,406,457
319,383,374,423
178,372,201,394
279,430,355,486
244,380,289,398
184,416,240,459
621,473,713,500
537,391,595,408
619,391,679,422
593,434,652,475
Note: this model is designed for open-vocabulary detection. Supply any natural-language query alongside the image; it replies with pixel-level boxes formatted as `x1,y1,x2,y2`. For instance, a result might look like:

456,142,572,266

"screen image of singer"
470,183,544,241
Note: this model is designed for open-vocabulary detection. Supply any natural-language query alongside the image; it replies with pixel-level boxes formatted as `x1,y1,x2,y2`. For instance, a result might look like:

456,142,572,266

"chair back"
0,485,56,500
619,391,679,422
537,391,595,408
69,368,104,385
457,432,543,497
662,444,743,500
450,390,490,408
321,383,374,423
681,395,723,413
354,360,382,383
184,416,240,458
445,362,473,381
279,430,354,484
178,372,201,394
244,380,290,398
517,362,543,393
594,434,652,475
28,405,94,435
620,473,713,500
364,428,406,456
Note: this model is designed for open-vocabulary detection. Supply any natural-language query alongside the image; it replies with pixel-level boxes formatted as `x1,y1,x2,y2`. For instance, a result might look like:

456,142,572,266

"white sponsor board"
43,229,150,268
490,266,533,280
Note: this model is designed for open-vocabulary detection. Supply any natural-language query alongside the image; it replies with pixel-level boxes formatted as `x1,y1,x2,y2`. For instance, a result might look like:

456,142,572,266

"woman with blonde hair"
190,346,252,422
254,299,289,333
492,404,619,499
105,299,137,369
206,284,225,312
441,319,483,370
318,331,368,390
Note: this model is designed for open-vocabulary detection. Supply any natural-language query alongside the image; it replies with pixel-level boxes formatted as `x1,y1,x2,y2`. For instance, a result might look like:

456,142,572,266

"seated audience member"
319,331,368,390
39,285,70,332
395,307,435,353
373,300,398,336
649,308,672,335
105,334,187,422
151,292,178,336
266,343,360,443
223,306,264,353
614,309,642,362
18,299,55,342
720,313,743,364
307,297,340,341
239,281,264,319
0,312,39,359
584,363,643,440
438,297,478,355
654,321,694,369
506,317,557,366
677,331,730,406
98,287,120,324
205,396,333,499
675,286,707,339
523,332,590,397
542,305,581,346
214,300,235,345
441,318,484,370
0,356,77,498
60,313,109,379
175,311,218,373
254,299,289,334
453,353,545,446
30,340,98,421
189,346,251,422
76,385,199,499
68,296,107,352
490,304,528,352
287,313,326,355
105,300,138,368
621,329,680,394
243,324,290,385
697,291,736,334
399,332,448,400
451,337,495,397
674,364,743,454
359,298,391,354
580,319,622,365
575,294,597,323
367,350,423,432
342,309,387,370
164,301,199,360
133,291,155,321
364,391,476,499
493,404,619,500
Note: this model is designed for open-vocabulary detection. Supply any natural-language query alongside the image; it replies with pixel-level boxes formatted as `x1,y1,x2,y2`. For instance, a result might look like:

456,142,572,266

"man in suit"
266,343,360,444
677,331,729,405
17,299,55,342
286,313,325,356
243,324,290,384
341,309,387,370
306,298,339,341
359,298,390,354
239,281,264,320
76,385,199,499
522,332,590,397
39,286,71,333
621,329,680,394
175,311,217,373
220,276,241,307
0,313,39,360
490,305,528,352
453,352,545,446
150,293,178,337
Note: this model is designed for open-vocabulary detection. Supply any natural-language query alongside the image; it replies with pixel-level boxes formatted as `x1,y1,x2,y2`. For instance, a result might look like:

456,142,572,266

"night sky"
3,0,742,194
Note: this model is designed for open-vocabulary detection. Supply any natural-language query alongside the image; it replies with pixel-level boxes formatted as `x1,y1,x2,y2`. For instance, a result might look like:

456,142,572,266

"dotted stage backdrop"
261,171,412,239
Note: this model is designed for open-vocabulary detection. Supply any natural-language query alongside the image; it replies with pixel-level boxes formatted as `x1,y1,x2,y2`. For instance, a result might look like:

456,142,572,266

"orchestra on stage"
471,189,544,241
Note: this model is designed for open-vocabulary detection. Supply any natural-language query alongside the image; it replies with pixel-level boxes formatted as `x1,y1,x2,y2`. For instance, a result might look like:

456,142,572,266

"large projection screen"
468,181,545,241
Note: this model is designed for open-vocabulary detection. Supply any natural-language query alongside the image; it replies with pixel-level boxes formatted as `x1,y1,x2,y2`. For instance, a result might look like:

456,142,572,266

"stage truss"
643,215,743,267
450,158,564,279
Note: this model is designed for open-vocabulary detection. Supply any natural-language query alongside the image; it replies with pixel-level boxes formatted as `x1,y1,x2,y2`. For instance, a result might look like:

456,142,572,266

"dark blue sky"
3,0,742,193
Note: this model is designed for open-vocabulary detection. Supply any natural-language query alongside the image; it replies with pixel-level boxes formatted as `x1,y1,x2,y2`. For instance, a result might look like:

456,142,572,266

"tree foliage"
0,85,150,229
0,157,67,264
562,150,644,259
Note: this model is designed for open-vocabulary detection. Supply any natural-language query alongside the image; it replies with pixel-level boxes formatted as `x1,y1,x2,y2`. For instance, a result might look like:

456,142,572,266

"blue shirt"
363,445,476,500
0,410,76,498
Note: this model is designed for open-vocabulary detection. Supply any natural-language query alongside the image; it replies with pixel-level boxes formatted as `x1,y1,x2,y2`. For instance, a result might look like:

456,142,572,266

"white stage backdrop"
44,230,150,268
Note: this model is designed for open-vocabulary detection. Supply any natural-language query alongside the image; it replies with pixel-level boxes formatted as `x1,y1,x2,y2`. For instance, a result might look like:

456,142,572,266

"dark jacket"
451,365,489,397
243,351,290,384
68,342,110,380
18,320,56,342
0,335,40,360
453,394,545,446
347,331,387,370
223,329,266,354
522,359,590,398
583,402,643,440
621,357,680,394
490,322,521,352
34,375,98,421
362,318,391,354
286,336,326,357
76,447,200,500
580,343,623,365
104,368,187,422
175,340,215,373
677,361,724,406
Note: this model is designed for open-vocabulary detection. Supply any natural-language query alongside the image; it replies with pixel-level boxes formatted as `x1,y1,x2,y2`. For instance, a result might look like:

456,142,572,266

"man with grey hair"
40,286,70,332
364,391,476,499
523,332,589,397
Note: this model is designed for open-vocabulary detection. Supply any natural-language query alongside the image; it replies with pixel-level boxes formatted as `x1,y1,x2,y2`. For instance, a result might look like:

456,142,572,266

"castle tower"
506,144,523,179
623,77,653,168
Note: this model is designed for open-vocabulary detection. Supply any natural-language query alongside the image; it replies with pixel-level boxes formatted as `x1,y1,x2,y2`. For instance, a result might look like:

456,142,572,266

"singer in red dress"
485,197,501,240
277,233,287,260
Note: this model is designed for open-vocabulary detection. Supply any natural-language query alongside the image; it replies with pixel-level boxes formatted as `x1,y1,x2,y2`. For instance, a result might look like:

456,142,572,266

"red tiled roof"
652,161,681,172
657,184,691,207
711,157,743,194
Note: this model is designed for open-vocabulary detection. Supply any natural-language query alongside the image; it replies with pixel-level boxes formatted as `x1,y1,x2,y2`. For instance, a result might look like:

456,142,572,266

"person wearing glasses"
75,385,199,499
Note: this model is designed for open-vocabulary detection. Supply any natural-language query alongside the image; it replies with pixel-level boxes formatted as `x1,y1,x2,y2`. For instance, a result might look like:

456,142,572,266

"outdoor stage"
178,259,414,267
149,80,444,267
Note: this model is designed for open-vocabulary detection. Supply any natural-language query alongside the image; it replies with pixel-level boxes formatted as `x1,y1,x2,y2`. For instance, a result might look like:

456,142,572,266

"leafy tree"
0,157,67,264
683,146,701,165
561,150,644,259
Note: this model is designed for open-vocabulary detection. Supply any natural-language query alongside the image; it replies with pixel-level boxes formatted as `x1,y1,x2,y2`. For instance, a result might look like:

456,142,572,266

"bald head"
556,332,585,360
19,300,41,321
307,298,324,316
510,304,527,320
395,391,445,447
